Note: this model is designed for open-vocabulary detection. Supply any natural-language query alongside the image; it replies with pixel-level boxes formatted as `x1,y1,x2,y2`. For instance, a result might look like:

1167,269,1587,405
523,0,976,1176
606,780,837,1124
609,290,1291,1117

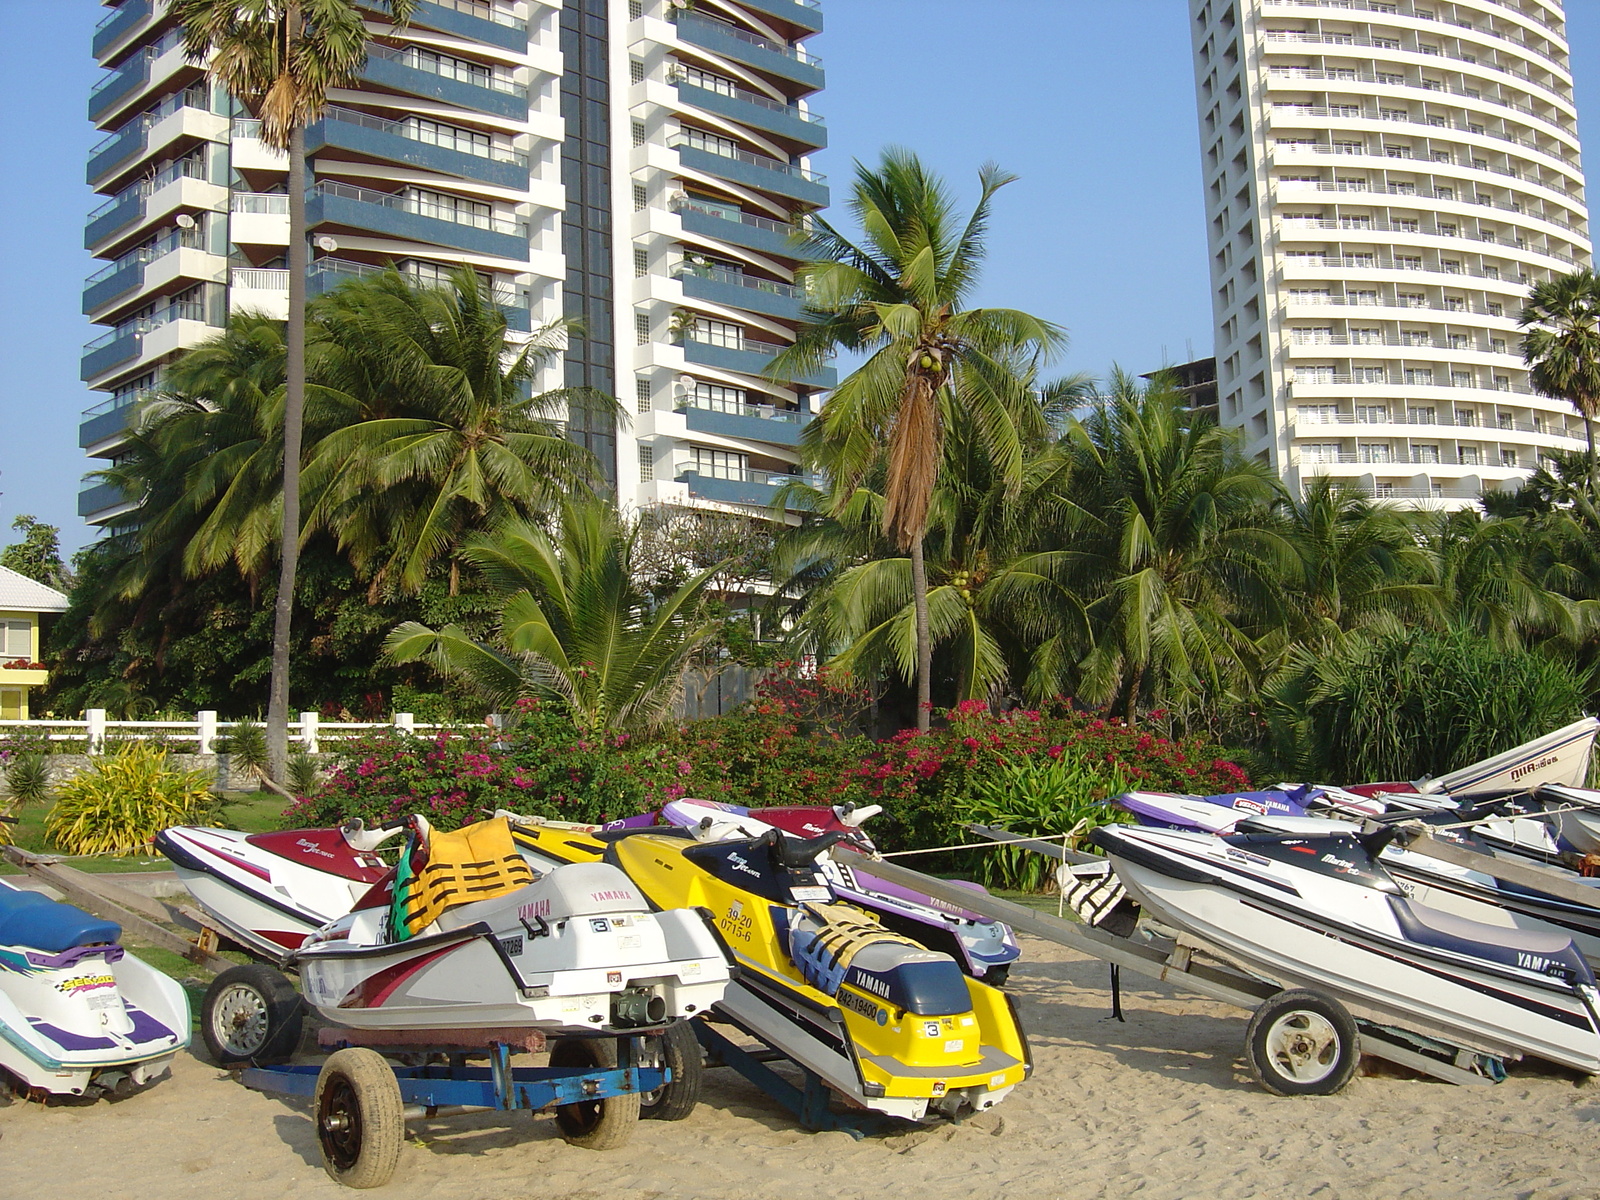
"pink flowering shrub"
286,684,1250,861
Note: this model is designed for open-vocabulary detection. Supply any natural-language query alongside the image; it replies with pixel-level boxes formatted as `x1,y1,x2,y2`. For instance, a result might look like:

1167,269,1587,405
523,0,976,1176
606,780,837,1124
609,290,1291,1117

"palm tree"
302,268,606,595
1057,372,1290,720
1519,269,1600,492
172,0,415,778
774,149,1065,730
385,498,723,734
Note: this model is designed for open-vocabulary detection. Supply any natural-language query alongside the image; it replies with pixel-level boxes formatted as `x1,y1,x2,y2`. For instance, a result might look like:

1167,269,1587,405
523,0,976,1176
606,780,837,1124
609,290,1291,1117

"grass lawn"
1,790,287,875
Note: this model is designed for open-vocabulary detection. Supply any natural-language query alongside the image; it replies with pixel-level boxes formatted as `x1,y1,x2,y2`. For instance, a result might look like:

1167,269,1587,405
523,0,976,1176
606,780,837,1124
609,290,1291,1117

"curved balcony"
673,199,803,258
407,0,529,52
673,141,827,208
305,106,530,189
673,79,825,151
676,467,813,510
92,0,152,59
676,264,804,320
673,11,823,93
737,0,822,35
680,335,835,388
362,45,529,120
678,399,806,448
306,181,529,261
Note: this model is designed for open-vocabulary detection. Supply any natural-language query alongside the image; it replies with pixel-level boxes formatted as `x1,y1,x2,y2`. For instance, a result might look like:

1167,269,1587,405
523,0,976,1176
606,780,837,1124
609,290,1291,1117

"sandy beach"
4,933,1597,1200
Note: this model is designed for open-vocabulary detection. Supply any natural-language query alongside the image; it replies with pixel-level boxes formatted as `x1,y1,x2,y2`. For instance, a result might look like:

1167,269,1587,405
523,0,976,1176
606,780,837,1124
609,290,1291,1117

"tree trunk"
910,535,932,732
266,122,308,782
1585,411,1597,498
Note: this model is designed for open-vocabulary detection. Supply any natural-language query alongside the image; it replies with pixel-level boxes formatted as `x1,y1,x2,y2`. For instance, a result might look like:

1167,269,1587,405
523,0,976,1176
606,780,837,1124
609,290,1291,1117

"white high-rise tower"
1189,0,1591,506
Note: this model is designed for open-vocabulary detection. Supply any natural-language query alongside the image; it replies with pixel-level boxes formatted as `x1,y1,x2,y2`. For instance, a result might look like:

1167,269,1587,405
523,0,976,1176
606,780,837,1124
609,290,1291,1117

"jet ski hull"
1098,827,1600,1075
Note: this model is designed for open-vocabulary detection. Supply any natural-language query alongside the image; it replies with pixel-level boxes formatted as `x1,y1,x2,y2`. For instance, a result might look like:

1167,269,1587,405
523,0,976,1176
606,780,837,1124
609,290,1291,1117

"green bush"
1264,628,1586,782
217,718,269,781
46,743,216,856
286,751,320,797
2,752,52,805
960,755,1135,891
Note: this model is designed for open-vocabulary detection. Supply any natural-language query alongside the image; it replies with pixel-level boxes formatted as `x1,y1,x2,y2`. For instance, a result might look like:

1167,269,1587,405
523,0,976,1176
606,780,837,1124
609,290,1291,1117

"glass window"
691,447,745,479
0,621,29,658
1359,443,1392,464
691,318,743,349
690,382,748,412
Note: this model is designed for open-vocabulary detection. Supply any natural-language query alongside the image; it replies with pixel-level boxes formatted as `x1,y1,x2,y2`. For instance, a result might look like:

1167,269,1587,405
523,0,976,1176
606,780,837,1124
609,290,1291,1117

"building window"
633,182,648,211
635,312,652,345
1450,371,1473,388
1301,443,1343,464
690,381,748,412
1456,409,1478,427
1404,368,1433,385
691,447,745,479
678,65,740,97
1501,450,1518,468
1415,444,1440,463
632,119,647,147
1490,339,1506,354
1494,375,1511,391
1459,446,1480,465
403,47,493,89
629,58,645,84
1351,327,1382,344
691,317,743,349
681,126,739,157
1348,290,1379,306
1486,301,1503,317
638,444,654,482
629,0,643,18
1297,404,1338,425
1291,327,1334,345
1359,443,1392,464
1356,405,1388,424
636,377,652,413
0,620,29,658
634,247,649,277
1354,367,1387,383
404,188,492,228
402,116,492,158
1295,366,1335,384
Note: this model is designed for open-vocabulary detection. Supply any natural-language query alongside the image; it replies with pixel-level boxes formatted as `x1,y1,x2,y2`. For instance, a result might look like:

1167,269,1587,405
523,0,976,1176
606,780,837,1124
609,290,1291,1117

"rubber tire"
314,1048,405,1189
201,964,304,1067
548,1038,640,1150
1245,988,1360,1097
640,1022,703,1121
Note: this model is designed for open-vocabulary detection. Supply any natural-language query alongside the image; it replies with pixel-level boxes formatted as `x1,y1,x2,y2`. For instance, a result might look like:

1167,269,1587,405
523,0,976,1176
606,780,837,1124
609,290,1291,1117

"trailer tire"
549,1038,640,1149
640,1021,703,1121
1245,989,1359,1096
201,964,303,1066
314,1048,405,1189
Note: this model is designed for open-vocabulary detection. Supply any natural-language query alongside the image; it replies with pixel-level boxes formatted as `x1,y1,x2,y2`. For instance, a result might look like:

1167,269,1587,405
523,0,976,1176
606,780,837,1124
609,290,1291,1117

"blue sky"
1,0,1597,556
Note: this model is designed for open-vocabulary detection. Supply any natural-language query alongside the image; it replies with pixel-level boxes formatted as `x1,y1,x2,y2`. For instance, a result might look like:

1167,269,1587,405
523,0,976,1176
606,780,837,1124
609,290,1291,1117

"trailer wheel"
1245,989,1360,1096
549,1038,640,1149
640,1021,703,1121
314,1048,404,1189
201,964,304,1066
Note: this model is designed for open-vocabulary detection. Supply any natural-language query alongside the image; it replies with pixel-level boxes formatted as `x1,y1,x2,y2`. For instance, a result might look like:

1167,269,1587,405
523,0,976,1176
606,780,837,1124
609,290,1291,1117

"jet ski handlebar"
340,817,410,852
760,828,863,868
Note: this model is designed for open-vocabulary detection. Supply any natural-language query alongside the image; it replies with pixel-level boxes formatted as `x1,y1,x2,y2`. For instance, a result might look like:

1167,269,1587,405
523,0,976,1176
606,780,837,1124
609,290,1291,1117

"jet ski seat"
0,884,121,953
1387,896,1593,983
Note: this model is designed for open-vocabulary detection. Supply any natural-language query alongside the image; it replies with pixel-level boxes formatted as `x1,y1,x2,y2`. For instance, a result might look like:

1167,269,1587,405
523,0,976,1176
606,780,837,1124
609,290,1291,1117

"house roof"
0,565,69,613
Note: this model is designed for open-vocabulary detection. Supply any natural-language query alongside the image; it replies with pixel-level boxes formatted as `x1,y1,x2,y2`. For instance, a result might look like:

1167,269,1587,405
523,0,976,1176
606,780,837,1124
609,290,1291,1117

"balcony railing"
673,12,822,67
323,104,528,164
671,197,801,236
1279,297,1516,319
1280,254,1532,285
232,191,288,214
681,467,807,487
1277,218,1577,265
1290,372,1535,394
1273,143,1571,194
1293,411,1581,439
367,44,524,96
678,397,803,424
426,0,526,29
668,67,825,123
669,135,825,183
1268,105,1578,168
1297,449,1533,468
1265,67,1567,133
84,225,206,287
231,268,290,290
310,180,527,236
675,264,804,299
1288,334,1518,353
307,255,527,310
88,84,211,161
1262,31,1560,97
1263,1,1567,70
83,299,207,354
82,387,156,419
683,333,790,359
1276,179,1586,236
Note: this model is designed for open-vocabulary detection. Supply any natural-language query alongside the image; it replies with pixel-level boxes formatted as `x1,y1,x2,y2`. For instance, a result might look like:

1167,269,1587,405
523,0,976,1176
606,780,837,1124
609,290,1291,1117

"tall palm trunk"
1584,409,1597,498
910,535,931,731
266,120,307,781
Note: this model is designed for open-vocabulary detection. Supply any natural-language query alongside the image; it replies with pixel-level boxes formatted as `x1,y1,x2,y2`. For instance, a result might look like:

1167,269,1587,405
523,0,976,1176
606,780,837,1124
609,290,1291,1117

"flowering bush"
288,687,1250,865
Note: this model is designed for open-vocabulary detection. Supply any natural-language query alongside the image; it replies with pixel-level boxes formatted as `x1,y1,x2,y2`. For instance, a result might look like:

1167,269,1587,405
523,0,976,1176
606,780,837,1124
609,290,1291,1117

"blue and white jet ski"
0,879,189,1098
1091,822,1600,1077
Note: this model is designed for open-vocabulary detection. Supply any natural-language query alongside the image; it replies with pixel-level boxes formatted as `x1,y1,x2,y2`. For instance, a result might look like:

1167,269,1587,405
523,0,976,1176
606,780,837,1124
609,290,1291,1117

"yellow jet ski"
509,820,1030,1122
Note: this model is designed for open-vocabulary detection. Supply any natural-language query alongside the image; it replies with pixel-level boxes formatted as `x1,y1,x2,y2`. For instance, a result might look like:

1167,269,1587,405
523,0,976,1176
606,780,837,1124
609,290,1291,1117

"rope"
1425,802,1591,832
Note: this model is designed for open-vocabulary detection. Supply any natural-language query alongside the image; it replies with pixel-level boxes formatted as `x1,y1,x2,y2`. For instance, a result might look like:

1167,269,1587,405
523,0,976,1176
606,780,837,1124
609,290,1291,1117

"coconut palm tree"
302,267,607,595
773,149,1065,730
384,498,723,734
1057,371,1290,720
1519,269,1600,492
172,0,415,778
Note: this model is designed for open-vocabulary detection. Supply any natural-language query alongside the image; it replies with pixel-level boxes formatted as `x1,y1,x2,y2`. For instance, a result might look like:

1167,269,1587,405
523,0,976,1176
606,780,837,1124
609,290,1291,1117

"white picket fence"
0,710,472,755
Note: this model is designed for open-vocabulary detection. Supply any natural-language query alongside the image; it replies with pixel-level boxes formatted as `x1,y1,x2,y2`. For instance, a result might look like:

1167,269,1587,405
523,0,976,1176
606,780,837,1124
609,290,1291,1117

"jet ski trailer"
835,838,1584,1094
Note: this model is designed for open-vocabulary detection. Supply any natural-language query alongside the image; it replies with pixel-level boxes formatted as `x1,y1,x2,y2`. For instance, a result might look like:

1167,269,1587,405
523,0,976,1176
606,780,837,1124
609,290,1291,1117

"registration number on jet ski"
791,886,831,902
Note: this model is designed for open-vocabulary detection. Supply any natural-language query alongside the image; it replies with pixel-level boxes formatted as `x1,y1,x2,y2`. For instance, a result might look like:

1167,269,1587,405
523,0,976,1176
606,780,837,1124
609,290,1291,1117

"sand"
4,934,1598,1200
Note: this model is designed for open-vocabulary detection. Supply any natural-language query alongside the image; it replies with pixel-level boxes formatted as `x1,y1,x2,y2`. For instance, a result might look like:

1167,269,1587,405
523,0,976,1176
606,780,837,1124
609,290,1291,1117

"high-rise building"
1188,0,1591,506
78,0,829,528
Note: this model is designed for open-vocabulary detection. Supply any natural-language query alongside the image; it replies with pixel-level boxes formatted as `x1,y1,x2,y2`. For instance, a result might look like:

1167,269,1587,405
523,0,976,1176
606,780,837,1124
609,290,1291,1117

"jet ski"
0,879,189,1099
509,818,1031,1121
1091,822,1600,1077
293,815,730,1035
1111,790,1600,965
605,799,1021,983
1334,716,1600,802
155,819,405,958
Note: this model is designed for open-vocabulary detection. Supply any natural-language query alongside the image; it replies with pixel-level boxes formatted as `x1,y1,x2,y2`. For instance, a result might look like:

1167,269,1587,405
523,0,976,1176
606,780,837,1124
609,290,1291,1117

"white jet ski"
0,879,189,1098
1091,822,1600,1077
294,815,731,1035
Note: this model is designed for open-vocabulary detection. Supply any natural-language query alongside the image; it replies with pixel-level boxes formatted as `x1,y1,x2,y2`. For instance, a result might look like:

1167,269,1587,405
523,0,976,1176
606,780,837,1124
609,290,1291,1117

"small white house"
0,565,69,720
